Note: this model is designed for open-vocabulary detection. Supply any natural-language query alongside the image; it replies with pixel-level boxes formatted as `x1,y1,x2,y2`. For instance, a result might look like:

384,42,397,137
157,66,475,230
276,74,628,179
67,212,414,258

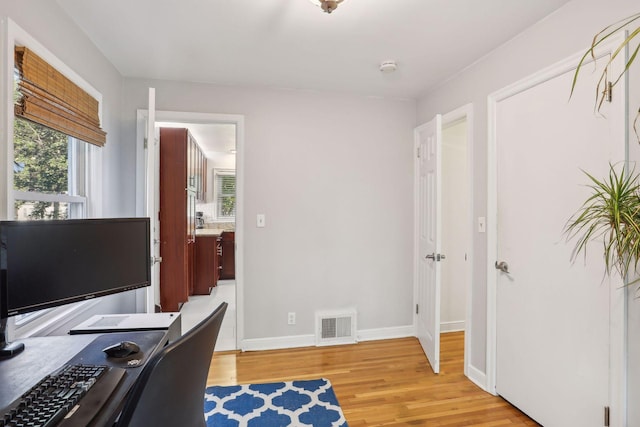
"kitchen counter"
195,228,226,236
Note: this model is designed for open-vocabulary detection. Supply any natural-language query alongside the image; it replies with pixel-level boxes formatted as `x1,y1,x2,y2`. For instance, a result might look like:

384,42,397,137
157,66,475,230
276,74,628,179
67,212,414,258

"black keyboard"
0,364,125,427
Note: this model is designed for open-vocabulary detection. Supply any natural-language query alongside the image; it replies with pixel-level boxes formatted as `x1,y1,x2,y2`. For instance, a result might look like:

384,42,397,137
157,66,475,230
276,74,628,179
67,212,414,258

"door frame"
486,36,626,425
413,103,474,377
135,110,245,350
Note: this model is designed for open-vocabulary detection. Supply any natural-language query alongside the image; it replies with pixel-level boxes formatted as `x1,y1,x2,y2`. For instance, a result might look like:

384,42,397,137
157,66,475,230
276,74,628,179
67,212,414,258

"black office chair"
114,302,228,427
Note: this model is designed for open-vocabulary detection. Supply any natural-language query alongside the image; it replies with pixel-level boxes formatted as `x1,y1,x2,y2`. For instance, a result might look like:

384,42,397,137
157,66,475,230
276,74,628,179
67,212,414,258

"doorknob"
495,261,510,274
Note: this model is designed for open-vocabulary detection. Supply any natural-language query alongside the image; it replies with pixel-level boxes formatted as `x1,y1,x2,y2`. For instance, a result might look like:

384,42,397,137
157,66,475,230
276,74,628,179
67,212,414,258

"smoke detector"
379,60,397,73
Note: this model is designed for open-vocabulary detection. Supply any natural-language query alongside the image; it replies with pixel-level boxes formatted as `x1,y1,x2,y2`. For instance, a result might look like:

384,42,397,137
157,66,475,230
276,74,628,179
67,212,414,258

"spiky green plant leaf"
565,164,640,280
570,13,640,136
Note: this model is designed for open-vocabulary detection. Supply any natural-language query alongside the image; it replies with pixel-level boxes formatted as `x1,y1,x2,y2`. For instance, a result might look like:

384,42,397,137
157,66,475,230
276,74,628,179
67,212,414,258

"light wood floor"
207,332,539,426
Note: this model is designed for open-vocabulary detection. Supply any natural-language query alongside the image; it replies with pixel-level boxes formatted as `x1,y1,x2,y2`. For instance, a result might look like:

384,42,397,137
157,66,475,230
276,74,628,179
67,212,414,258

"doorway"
136,110,245,351
440,118,470,334
414,104,472,376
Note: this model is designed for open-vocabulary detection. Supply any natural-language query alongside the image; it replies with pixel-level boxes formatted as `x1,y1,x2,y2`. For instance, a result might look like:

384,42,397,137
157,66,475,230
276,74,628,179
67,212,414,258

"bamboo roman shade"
14,46,106,147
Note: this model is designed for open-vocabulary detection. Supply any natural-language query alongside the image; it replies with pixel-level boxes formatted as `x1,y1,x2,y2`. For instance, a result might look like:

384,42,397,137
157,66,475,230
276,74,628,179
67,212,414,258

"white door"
491,47,625,425
414,115,443,374
145,87,161,313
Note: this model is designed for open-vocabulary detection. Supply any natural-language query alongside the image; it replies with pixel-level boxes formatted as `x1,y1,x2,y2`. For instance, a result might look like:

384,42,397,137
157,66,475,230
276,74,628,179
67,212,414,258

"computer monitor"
0,217,151,358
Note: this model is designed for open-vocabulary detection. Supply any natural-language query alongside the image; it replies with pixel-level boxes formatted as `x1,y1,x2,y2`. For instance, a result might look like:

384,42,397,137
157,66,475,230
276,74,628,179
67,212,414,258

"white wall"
121,79,417,341
440,121,468,332
416,0,639,414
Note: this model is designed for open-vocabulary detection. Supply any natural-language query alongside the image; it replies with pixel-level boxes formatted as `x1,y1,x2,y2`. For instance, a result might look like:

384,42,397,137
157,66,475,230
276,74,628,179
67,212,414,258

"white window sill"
13,299,102,339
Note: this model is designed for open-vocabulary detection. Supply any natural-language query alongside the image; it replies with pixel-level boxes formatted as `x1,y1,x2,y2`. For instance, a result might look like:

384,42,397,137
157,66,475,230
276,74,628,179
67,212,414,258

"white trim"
0,18,12,220
466,364,487,391
86,141,103,218
13,190,86,204
241,325,415,352
357,325,414,342
242,334,316,352
135,110,245,352
13,300,101,339
440,320,465,333
486,35,627,425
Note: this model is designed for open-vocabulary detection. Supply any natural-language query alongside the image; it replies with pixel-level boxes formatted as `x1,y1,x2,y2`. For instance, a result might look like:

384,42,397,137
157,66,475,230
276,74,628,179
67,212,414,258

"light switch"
257,214,266,228
478,216,486,233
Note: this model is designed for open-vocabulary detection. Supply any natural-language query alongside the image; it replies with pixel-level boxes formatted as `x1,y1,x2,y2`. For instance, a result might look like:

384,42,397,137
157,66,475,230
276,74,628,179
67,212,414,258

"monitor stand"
0,318,24,359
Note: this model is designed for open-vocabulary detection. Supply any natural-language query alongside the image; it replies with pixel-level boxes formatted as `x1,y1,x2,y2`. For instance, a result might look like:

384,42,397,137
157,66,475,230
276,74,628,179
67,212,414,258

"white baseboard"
357,325,414,342
242,334,315,352
241,325,415,352
466,363,488,392
440,320,465,333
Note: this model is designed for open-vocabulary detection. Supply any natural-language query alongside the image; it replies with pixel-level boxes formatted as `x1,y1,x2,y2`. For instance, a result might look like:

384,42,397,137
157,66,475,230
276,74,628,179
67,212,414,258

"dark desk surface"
0,330,167,426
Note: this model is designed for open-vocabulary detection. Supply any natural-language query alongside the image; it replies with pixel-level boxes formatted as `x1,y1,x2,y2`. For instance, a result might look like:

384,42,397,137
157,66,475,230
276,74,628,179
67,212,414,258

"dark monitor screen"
0,218,151,318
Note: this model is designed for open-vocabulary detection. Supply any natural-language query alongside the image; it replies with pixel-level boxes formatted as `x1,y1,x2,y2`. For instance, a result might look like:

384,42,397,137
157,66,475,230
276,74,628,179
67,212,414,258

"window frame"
1,19,104,339
213,168,236,221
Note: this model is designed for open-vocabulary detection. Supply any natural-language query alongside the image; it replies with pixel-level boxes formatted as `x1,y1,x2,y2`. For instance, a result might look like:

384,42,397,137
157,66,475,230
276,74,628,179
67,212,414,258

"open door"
145,88,161,313
414,115,443,373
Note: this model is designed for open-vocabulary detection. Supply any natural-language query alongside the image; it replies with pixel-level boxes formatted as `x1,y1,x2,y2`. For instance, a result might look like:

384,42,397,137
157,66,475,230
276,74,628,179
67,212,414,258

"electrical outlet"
287,312,296,325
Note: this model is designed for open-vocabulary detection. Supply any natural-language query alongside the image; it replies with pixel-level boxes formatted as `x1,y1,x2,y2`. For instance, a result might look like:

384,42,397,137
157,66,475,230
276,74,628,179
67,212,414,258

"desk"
0,330,167,426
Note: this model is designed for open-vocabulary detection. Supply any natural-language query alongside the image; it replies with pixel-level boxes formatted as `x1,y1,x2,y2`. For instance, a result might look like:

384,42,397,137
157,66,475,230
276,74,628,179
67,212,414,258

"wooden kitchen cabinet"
219,231,235,280
194,235,219,294
159,127,206,312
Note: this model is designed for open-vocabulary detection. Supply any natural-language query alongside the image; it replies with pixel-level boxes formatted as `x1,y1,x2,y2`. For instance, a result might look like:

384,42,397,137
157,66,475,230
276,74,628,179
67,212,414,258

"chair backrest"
115,302,227,427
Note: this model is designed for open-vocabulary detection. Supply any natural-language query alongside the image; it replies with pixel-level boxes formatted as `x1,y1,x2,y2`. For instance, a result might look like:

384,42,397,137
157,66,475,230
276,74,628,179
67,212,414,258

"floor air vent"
315,309,357,346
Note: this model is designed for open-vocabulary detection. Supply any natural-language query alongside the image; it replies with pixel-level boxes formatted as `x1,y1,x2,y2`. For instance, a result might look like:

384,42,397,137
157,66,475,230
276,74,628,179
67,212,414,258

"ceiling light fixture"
310,0,344,14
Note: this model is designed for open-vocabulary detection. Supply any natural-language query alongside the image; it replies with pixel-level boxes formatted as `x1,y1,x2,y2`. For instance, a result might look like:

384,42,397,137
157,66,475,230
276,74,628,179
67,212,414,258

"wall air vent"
315,309,357,346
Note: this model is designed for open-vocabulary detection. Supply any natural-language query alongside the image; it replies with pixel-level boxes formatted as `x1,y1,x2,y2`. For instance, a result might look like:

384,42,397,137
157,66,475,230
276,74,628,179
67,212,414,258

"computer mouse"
102,340,141,358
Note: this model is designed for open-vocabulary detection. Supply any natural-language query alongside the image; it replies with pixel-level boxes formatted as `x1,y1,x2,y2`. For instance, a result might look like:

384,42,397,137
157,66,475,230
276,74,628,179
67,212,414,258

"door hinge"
604,406,610,427
605,81,613,103
416,146,420,158
144,137,148,149
416,304,419,315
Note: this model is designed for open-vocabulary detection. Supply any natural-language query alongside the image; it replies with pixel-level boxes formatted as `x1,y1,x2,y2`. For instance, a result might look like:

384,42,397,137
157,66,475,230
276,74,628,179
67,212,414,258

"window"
214,169,236,221
11,117,90,328
13,118,87,220
6,34,105,335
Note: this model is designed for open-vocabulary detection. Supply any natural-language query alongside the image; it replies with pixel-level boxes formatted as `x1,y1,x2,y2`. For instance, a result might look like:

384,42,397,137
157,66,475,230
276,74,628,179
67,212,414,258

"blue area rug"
204,378,348,427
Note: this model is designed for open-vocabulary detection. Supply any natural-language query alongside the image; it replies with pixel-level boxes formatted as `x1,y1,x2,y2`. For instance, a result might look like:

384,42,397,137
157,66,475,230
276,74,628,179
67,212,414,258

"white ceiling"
56,0,571,153
157,122,236,157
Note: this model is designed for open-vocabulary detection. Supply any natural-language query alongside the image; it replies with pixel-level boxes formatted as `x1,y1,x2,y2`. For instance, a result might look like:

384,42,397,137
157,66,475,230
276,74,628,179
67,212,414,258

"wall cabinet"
158,127,206,312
